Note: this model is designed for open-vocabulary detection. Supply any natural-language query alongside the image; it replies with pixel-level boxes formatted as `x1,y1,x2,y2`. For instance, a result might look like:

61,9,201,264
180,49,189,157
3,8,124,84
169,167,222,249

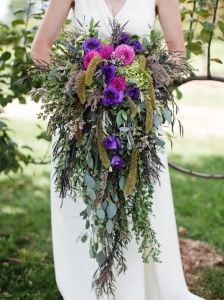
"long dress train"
51,0,204,299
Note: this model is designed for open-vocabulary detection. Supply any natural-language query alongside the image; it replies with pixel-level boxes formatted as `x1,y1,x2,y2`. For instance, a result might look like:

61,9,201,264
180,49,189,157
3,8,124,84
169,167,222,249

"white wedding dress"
51,1,204,299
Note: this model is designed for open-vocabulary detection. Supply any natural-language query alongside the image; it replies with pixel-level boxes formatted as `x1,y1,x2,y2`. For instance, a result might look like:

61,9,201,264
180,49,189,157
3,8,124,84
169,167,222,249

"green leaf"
112,193,119,202
187,41,203,55
119,176,126,190
176,88,183,100
87,156,94,168
142,37,148,49
14,9,26,15
101,200,108,210
163,108,172,123
153,113,162,127
106,219,114,234
218,21,224,36
210,58,223,64
81,235,87,243
156,139,165,147
199,28,210,43
0,157,7,172
86,205,92,217
1,52,11,61
96,209,105,219
119,127,129,132
89,247,94,258
196,8,209,18
11,19,25,27
107,203,117,218
85,220,90,229
200,22,216,32
84,173,96,189
87,186,96,201
116,111,123,127
96,251,106,267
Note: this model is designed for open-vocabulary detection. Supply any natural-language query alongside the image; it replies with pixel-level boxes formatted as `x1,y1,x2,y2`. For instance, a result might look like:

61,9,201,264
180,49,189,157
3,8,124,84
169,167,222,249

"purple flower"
111,155,125,168
102,135,121,151
101,64,116,84
127,86,140,100
102,86,124,106
130,41,142,51
83,38,102,53
118,32,130,45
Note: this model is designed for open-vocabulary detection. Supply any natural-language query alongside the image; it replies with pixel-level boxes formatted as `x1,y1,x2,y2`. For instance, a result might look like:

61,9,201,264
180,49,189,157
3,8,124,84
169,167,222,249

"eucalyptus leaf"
97,209,105,219
87,186,96,201
112,193,119,202
119,127,130,132
119,176,126,190
84,173,96,189
101,200,108,210
81,235,87,243
163,108,172,123
87,156,94,169
85,220,90,229
154,113,162,127
156,139,165,147
107,203,117,218
89,247,94,258
106,219,114,234
86,205,92,217
96,251,106,267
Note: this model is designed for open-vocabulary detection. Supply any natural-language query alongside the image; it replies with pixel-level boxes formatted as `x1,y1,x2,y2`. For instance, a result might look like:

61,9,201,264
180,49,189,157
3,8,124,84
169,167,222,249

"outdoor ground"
0,79,224,299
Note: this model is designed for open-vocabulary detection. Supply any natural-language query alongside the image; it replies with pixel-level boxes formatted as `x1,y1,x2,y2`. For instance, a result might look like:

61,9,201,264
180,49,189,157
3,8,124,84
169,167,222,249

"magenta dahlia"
109,76,127,92
114,44,135,65
83,50,100,69
100,45,114,60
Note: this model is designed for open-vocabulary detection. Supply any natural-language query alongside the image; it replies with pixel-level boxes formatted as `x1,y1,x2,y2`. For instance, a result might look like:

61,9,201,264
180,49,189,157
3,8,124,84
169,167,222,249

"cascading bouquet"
27,19,191,299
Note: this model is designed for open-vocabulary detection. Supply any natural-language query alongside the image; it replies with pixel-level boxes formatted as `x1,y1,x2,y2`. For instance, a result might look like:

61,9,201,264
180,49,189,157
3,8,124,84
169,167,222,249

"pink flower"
83,50,100,69
114,44,135,65
109,76,127,91
100,45,114,60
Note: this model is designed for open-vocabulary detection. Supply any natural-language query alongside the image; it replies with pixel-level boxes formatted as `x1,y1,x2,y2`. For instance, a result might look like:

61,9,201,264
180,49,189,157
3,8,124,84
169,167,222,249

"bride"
31,0,204,299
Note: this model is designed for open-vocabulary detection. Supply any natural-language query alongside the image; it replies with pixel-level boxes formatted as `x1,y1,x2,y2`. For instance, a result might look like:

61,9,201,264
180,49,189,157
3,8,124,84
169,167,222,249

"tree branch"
168,161,224,179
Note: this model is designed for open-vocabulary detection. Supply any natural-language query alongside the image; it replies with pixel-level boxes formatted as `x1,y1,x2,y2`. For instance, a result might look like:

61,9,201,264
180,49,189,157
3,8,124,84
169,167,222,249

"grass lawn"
0,85,224,299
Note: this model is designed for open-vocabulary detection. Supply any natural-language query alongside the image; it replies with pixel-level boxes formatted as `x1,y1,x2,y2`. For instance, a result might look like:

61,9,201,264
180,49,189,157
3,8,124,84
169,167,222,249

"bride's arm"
31,0,74,64
156,0,186,55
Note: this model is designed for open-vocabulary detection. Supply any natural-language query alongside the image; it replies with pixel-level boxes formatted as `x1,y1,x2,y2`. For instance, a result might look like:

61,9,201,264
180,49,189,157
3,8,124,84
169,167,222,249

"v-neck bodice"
74,0,156,39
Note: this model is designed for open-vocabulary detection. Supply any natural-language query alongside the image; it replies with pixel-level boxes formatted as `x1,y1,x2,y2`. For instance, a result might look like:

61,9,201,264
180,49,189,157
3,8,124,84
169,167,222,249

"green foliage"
0,118,32,174
180,0,224,58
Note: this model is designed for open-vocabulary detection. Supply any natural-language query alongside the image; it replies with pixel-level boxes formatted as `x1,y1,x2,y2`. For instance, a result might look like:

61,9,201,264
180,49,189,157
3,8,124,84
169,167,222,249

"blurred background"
0,0,224,299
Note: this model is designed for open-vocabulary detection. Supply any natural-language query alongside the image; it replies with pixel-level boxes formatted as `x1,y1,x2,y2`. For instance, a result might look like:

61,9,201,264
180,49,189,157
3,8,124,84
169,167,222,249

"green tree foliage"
0,0,223,174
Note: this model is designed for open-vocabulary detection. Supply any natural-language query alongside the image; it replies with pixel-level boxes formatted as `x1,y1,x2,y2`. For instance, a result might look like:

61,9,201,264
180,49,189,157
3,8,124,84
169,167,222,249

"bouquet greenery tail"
27,19,191,299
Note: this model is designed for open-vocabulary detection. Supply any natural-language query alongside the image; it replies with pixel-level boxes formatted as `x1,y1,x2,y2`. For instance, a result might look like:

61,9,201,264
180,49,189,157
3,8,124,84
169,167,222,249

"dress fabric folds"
51,1,204,299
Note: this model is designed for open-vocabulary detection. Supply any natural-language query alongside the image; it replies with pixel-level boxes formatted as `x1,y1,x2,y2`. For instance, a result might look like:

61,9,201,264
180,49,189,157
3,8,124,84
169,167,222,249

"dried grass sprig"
85,55,102,86
124,149,138,195
138,54,146,70
148,75,157,109
97,122,110,169
76,70,87,104
127,96,138,118
144,94,154,134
